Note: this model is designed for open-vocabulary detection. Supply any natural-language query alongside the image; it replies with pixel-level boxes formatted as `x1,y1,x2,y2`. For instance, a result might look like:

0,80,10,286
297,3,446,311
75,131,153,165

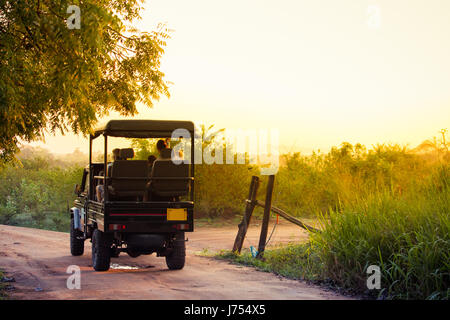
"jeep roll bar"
88,120,195,203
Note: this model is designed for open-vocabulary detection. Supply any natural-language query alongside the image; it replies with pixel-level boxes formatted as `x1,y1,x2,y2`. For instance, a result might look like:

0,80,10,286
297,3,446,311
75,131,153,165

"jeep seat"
108,160,149,198
149,160,190,198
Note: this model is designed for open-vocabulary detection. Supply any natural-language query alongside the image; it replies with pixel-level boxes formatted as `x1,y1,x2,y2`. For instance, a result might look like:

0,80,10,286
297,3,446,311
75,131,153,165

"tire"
70,217,84,256
92,229,111,271
165,232,186,270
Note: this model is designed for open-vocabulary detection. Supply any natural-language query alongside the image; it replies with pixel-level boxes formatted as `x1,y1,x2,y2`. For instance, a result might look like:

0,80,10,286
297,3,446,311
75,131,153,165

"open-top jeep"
70,120,195,271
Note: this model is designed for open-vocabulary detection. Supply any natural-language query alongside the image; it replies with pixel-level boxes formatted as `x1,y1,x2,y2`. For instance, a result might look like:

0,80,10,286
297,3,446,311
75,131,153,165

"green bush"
0,154,82,231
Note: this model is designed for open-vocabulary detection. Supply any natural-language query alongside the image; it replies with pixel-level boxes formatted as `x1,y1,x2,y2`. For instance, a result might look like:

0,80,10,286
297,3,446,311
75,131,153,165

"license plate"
167,208,187,221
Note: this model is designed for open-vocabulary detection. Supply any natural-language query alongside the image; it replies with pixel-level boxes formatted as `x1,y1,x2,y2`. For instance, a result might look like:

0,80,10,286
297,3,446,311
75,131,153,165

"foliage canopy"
0,0,170,163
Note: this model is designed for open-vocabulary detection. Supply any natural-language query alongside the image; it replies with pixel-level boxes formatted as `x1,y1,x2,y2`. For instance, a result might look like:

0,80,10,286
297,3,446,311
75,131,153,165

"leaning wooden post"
232,176,260,253
256,175,275,259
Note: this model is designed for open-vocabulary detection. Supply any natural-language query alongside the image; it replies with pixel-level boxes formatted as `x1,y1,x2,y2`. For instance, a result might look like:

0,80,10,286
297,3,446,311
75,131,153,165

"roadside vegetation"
218,175,449,299
215,130,450,300
0,130,448,299
0,147,84,231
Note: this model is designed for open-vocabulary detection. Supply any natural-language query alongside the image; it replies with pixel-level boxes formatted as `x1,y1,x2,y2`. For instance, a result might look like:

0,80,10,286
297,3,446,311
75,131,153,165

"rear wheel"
165,232,186,270
70,217,84,256
92,229,111,271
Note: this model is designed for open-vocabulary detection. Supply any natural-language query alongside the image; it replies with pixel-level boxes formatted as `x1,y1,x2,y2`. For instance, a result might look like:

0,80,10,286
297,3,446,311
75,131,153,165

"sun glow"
29,0,450,155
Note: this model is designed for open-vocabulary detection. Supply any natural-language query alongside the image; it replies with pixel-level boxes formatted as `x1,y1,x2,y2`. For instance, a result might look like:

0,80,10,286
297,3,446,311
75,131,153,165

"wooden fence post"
232,176,259,253
256,174,275,259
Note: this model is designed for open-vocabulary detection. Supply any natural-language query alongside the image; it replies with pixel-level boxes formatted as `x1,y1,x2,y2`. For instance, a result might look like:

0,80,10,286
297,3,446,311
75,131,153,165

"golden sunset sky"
29,0,450,154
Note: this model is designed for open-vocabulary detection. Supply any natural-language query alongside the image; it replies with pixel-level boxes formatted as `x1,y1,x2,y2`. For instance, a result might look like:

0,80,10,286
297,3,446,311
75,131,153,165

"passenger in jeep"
107,148,121,176
156,139,183,161
156,139,171,159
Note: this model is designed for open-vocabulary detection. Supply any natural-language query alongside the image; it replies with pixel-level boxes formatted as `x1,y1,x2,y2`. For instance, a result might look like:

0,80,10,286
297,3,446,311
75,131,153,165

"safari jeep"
70,120,195,271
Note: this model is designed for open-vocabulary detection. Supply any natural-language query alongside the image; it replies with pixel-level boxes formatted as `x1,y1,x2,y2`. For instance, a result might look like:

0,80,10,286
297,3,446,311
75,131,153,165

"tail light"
109,224,126,231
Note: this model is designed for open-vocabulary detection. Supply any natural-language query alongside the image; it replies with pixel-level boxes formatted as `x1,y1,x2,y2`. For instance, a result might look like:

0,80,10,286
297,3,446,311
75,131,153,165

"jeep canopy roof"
92,120,195,139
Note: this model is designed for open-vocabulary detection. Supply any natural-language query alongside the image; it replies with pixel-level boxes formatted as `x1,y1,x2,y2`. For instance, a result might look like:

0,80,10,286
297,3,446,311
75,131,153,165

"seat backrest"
110,160,148,194
150,160,190,197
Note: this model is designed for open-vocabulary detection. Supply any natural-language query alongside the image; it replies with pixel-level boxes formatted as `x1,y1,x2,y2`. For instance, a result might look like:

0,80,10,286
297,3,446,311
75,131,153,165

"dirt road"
0,223,349,300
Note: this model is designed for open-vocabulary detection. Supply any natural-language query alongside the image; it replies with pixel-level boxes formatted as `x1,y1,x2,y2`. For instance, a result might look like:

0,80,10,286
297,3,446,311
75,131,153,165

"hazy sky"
29,0,450,154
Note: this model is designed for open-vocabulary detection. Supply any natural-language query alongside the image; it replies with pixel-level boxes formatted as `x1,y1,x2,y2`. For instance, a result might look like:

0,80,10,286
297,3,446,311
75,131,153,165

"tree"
131,138,156,160
416,129,449,159
0,0,170,163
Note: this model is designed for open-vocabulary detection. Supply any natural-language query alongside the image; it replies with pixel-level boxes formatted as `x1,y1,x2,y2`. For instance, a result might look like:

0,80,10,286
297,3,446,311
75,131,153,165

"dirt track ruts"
0,223,351,300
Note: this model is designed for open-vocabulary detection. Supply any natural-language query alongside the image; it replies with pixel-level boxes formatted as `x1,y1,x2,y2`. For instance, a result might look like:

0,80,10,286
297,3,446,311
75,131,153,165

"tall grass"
214,133,450,299
311,165,449,299
219,163,449,299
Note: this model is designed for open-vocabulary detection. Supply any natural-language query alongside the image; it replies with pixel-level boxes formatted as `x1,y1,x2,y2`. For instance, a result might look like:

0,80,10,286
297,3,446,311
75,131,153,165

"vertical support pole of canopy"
104,134,108,202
